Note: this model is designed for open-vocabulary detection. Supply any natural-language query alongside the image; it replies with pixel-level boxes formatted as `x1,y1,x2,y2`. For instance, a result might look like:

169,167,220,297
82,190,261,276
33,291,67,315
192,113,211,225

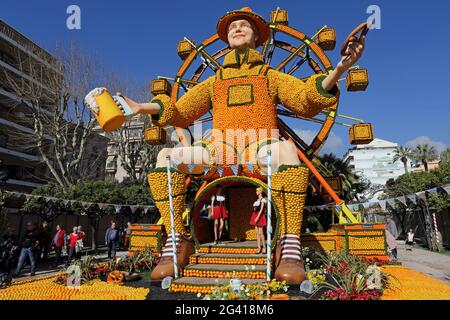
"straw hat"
217,7,270,47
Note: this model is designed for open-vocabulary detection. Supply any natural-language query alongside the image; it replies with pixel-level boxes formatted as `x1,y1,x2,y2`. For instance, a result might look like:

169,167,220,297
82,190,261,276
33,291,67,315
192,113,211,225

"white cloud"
322,133,344,154
405,136,447,153
294,129,344,155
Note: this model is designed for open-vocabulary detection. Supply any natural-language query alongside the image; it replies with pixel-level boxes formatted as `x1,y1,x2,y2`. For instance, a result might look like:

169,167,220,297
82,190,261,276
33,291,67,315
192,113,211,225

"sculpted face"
227,19,258,50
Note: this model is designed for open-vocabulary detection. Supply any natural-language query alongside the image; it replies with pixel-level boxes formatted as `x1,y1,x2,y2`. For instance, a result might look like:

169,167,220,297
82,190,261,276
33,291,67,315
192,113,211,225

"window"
106,157,117,170
128,128,142,138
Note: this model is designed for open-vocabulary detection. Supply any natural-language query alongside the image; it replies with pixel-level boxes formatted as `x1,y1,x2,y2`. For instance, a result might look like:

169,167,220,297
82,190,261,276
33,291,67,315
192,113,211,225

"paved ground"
396,241,450,285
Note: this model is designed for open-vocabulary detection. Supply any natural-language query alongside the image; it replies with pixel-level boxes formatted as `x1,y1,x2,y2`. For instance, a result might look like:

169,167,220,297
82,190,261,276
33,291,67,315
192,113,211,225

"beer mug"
85,88,133,132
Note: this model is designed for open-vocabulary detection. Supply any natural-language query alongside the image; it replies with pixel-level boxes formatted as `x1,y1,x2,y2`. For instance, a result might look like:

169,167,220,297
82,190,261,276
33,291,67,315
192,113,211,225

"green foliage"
393,146,413,174
317,153,370,202
55,248,156,285
382,162,450,211
441,148,450,164
412,144,439,172
26,179,153,206
316,251,394,300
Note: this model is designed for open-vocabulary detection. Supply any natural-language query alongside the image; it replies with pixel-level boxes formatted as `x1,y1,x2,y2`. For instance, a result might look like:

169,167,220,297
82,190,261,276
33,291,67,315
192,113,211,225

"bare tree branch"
1,43,108,189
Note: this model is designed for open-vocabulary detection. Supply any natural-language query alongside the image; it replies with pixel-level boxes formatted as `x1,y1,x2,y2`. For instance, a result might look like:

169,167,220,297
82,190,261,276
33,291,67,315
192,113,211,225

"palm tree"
440,148,450,164
413,144,438,172
317,153,369,202
392,146,413,174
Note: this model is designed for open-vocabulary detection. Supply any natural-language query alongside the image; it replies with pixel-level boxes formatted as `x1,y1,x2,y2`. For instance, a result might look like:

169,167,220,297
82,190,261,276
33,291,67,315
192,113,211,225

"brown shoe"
151,233,195,281
274,234,306,285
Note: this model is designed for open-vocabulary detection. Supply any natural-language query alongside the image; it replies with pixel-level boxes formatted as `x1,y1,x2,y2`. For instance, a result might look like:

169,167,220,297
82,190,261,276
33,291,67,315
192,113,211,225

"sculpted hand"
336,35,366,73
116,92,140,114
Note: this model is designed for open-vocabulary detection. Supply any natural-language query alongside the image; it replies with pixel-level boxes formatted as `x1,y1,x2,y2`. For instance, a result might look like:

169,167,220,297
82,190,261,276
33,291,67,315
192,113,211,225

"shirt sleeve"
150,76,215,128
268,70,340,118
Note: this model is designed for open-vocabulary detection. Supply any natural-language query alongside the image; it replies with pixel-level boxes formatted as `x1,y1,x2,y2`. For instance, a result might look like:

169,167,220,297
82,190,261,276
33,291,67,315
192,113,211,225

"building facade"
0,20,59,192
0,20,107,193
103,115,147,183
343,138,412,187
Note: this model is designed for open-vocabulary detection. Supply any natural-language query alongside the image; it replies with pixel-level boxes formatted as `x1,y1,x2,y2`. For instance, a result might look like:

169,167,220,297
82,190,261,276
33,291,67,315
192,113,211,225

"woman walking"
249,187,267,254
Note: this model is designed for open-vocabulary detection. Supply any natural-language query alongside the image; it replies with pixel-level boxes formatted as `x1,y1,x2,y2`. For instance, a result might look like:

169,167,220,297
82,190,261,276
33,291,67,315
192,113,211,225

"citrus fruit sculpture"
86,7,380,286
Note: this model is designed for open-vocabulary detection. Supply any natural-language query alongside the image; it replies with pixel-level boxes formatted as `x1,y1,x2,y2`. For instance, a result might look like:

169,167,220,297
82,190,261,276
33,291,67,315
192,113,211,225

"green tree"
413,144,438,172
393,146,413,174
440,148,450,164
317,153,370,202
18,179,159,249
382,163,450,251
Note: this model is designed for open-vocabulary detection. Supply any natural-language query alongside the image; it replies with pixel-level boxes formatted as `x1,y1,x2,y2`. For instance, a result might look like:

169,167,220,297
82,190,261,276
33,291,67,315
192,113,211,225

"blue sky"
2,0,449,156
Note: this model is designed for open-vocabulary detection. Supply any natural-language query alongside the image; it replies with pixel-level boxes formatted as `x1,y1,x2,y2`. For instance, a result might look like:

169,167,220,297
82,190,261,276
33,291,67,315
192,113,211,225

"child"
406,228,414,251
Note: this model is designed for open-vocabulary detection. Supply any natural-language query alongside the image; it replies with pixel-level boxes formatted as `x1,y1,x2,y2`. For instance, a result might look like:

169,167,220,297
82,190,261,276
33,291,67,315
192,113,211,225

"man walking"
14,222,39,277
36,222,52,263
105,221,119,259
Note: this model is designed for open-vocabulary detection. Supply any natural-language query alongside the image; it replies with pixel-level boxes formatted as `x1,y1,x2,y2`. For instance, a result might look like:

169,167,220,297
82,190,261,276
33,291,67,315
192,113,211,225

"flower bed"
55,249,155,285
201,280,289,300
304,251,394,300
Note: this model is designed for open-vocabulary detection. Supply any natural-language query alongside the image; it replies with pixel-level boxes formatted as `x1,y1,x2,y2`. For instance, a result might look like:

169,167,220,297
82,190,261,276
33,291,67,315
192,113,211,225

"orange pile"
381,265,450,300
190,256,266,265
0,276,149,300
183,269,266,279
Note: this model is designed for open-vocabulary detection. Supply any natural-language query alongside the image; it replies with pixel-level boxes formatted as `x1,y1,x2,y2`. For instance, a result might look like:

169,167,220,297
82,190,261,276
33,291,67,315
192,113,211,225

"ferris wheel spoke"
307,57,323,74
200,56,218,73
287,56,307,75
262,7,281,61
170,18,339,155
191,46,231,86
277,108,325,125
277,117,309,151
275,43,307,71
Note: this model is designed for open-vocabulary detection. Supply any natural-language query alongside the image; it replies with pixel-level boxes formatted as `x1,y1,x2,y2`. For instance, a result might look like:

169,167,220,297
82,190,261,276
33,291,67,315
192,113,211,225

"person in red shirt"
51,225,67,267
65,227,80,266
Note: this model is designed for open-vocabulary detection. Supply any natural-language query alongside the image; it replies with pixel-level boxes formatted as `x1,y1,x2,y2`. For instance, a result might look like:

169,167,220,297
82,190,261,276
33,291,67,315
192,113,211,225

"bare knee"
156,148,173,167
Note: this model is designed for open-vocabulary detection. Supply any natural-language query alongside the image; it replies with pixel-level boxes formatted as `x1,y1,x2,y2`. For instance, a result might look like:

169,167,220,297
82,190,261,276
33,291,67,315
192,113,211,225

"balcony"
0,20,63,75
0,146,40,161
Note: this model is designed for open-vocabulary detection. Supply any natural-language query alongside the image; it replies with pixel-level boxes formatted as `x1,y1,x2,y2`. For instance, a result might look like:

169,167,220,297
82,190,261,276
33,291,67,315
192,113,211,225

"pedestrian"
123,222,132,250
249,187,267,254
386,216,398,260
105,221,119,259
386,215,399,239
0,229,18,275
405,228,414,251
36,222,52,263
51,225,66,267
66,227,79,266
14,222,39,277
76,226,85,259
